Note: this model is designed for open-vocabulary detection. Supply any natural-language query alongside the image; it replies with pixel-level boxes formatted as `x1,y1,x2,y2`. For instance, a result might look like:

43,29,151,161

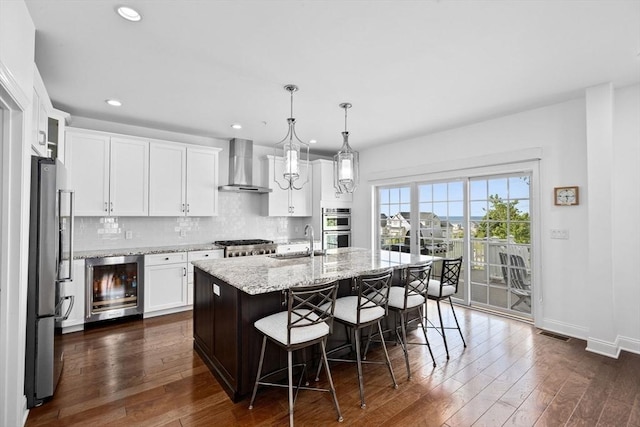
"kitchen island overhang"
191,247,437,402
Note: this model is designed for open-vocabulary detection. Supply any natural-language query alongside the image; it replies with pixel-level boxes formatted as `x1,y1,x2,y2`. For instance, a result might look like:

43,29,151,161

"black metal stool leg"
436,299,450,359
449,297,466,347
399,313,411,379
418,306,436,368
287,350,294,426
320,339,344,422
354,328,366,408
378,320,398,389
249,335,267,409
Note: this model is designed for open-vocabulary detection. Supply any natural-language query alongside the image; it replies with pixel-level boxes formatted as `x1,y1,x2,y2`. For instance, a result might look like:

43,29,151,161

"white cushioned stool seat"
388,286,425,309
427,279,456,298
327,296,385,325
255,309,329,346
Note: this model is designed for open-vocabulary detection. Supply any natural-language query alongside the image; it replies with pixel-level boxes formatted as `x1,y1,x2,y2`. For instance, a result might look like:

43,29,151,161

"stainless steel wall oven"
85,255,144,322
322,207,351,230
322,208,352,250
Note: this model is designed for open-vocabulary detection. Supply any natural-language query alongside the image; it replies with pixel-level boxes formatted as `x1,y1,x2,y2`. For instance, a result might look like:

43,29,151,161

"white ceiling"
25,0,640,155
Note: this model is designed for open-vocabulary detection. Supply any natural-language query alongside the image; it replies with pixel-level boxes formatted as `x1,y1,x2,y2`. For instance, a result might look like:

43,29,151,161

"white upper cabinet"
185,146,220,216
66,129,149,216
30,66,52,157
149,142,187,216
149,143,220,216
312,159,353,208
109,137,149,216
66,130,110,216
262,155,312,217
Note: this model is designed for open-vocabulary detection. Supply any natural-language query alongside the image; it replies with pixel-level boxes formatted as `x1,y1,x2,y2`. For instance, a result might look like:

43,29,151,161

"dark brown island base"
191,247,439,402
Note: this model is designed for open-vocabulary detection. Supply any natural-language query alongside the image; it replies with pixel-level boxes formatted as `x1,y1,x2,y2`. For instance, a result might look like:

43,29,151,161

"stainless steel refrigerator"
25,156,74,408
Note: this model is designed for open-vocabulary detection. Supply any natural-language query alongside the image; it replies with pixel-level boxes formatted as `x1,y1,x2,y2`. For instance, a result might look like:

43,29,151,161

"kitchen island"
191,247,435,402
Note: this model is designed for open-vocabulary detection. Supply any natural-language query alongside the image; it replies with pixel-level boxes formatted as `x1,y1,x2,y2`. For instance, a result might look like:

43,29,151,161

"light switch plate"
125,230,133,240
550,229,569,239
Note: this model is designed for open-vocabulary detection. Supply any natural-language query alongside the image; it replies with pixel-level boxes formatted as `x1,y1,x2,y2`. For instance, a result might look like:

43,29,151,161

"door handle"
57,190,75,282
55,295,74,321
183,267,187,277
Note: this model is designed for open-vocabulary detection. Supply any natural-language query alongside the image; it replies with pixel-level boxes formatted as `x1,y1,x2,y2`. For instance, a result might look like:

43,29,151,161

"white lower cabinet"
58,259,86,333
144,252,188,317
187,249,224,305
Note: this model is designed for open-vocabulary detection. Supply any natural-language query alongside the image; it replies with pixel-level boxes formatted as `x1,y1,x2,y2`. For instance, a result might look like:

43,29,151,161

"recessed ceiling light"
117,6,142,22
105,99,122,107
309,139,317,144
231,123,242,130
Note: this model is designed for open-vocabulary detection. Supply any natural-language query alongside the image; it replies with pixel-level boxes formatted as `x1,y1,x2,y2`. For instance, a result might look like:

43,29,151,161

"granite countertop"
74,240,319,260
192,247,438,295
74,243,224,259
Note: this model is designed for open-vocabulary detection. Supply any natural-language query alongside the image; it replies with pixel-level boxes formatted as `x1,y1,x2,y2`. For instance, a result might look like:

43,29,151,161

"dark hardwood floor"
26,303,640,426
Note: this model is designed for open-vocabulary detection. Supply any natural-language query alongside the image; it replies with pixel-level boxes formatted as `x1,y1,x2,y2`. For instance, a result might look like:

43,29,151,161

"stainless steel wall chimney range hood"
218,138,272,193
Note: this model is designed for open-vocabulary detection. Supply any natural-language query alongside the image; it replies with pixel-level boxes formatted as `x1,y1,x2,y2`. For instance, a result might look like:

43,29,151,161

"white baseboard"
61,324,84,334
143,305,192,319
586,337,621,358
21,397,28,427
617,335,640,355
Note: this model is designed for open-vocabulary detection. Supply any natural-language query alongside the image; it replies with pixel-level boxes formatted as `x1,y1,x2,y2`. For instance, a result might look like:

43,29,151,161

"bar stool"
317,268,398,408
426,256,465,359
249,280,342,426
386,262,437,378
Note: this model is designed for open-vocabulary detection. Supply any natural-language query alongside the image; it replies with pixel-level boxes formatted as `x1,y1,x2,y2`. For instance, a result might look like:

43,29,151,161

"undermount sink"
269,250,325,260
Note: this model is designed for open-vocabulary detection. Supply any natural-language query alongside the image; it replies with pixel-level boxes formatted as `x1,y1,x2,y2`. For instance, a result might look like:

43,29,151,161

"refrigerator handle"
58,190,75,282
54,295,74,321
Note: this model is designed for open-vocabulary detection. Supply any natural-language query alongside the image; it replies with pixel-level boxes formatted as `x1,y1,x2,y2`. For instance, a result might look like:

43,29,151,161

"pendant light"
273,84,310,213
334,102,359,194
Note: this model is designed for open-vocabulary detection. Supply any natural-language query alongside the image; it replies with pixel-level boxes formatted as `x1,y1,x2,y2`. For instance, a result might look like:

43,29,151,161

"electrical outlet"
180,230,186,237
550,229,569,240
125,230,133,240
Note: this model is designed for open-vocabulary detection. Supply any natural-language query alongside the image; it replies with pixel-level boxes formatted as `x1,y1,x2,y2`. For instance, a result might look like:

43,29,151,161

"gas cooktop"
214,239,274,247
214,239,277,257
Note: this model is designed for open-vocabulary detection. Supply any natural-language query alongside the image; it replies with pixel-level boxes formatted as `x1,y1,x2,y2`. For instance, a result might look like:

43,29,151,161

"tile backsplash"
74,192,311,251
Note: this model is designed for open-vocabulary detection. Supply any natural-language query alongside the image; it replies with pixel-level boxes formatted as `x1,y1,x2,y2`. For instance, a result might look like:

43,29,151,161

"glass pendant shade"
334,132,359,193
333,103,359,194
283,140,300,181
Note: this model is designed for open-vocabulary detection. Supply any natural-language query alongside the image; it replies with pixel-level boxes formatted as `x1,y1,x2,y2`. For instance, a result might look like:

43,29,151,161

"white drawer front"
188,250,224,282
145,252,187,266
188,249,223,263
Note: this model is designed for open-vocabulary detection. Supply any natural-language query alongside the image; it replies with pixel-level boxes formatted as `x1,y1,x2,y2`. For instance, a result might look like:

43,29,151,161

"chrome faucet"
304,224,314,257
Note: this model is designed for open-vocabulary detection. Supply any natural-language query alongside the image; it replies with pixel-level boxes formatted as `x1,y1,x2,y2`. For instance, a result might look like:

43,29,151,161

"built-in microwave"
322,207,351,231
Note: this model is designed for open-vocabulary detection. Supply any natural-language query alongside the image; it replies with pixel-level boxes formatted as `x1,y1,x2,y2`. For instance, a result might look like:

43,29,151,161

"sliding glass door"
469,175,531,315
376,172,533,318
